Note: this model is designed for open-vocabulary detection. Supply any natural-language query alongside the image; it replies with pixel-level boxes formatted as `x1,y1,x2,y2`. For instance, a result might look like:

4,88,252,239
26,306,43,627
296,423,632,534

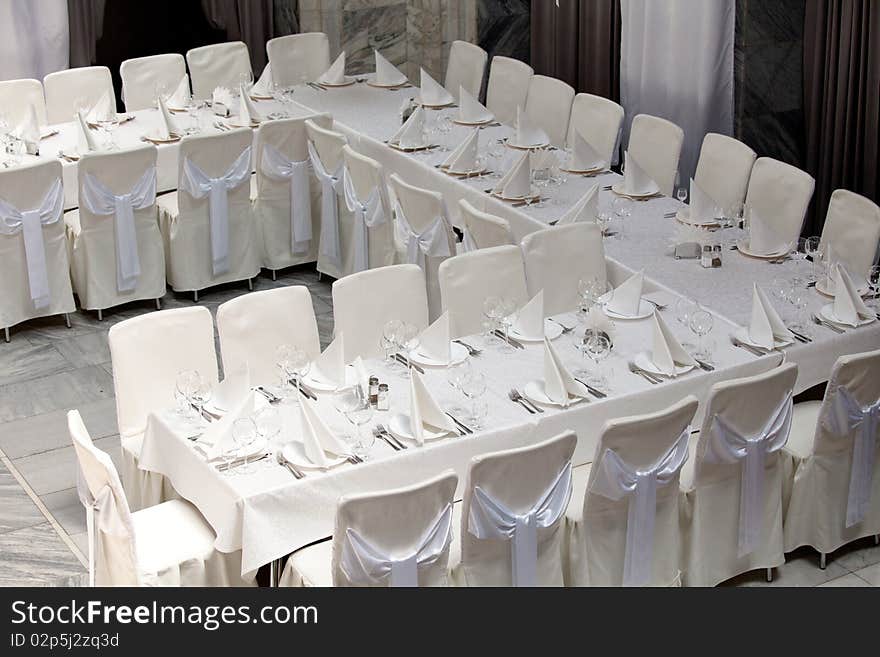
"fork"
811,313,845,334
377,423,406,449
644,298,668,311
513,388,544,413
373,426,400,451
628,361,661,384
453,339,482,356
508,389,536,414
275,451,304,479
548,318,575,333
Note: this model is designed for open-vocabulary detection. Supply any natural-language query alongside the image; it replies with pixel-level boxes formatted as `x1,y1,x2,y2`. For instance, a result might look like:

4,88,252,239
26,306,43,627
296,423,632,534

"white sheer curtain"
0,0,69,82
620,0,734,184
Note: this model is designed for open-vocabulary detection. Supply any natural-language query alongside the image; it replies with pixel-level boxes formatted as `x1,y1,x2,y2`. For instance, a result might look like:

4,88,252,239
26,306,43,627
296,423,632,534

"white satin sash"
339,503,453,587
81,168,157,293
591,430,690,586
393,200,452,270
0,179,64,309
468,463,572,587
706,393,793,556
827,386,880,527
181,147,252,276
307,141,343,266
342,167,387,273
260,144,312,255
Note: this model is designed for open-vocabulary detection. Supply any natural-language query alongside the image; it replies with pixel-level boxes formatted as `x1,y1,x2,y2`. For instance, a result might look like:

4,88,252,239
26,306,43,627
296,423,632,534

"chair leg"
271,269,277,281
97,309,103,322
819,553,827,569
765,567,773,582
317,271,323,282
4,327,9,343
64,313,71,328
874,535,879,546
155,298,162,310
248,278,254,291
193,290,199,303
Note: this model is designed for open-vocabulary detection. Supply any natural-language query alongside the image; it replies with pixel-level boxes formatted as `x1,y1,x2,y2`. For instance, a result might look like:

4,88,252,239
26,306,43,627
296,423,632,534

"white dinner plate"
675,209,721,227
634,351,695,378
318,77,356,88
281,441,347,471
523,380,587,408
509,319,563,342
599,294,654,320
611,182,660,199
733,326,793,349
735,240,789,260
452,116,495,126
491,189,540,202
388,413,453,444
505,139,549,151
819,304,876,328
366,80,410,89
815,278,869,298
302,371,342,392
409,342,469,368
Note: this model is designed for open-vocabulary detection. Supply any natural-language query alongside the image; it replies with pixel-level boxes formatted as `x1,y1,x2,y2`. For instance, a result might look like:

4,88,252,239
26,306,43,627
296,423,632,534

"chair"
458,199,513,252
331,264,429,361
564,397,699,586
627,114,685,197
783,349,880,566
0,160,74,342
281,471,458,587
389,174,456,320
439,245,529,338
119,53,187,112
108,306,219,510
185,41,252,101
253,115,329,275
680,363,798,587
818,190,880,278
444,40,488,102
266,33,331,87
0,78,47,127
693,133,756,216
217,286,321,387
44,66,115,124
451,432,576,586
65,145,164,318
485,56,533,125
523,75,575,147
340,144,394,274
520,223,606,316
566,93,624,167
744,157,815,250
156,129,260,298
69,410,251,586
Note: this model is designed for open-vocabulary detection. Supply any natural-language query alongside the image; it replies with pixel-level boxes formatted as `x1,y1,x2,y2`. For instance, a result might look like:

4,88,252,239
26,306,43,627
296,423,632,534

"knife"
445,412,474,435
393,353,425,374
574,377,606,399
492,330,524,349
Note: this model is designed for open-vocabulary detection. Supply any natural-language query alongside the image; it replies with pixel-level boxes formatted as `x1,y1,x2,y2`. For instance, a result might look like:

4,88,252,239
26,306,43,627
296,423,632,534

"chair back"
44,66,114,123
693,133,756,216
627,113,685,197
744,157,815,249
566,93,624,166
266,33,332,87
458,199,513,250
523,75,575,147
819,189,880,277
444,40,488,101
120,53,186,112
186,41,252,100
0,78,47,126
486,56,533,125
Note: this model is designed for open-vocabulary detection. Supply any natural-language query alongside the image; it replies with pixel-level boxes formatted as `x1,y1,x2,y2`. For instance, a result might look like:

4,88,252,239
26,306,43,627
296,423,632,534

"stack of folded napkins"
511,291,545,340
621,151,657,197
648,311,696,377
746,284,794,348
442,129,479,173
556,184,599,225
418,68,454,106
748,210,788,256
491,151,532,198
542,337,589,407
374,50,408,87
458,86,493,124
514,106,549,148
416,312,453,364
319,53,347,85
831,264,875,326
605,271,644,317
408,370,457,445
569,129,605,172
389,106,425,149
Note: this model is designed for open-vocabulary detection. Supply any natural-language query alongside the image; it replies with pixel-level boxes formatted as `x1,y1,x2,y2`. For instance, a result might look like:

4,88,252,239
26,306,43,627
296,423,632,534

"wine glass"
190,375,213,429
688,308,714,362
253,406,282,468
175,369,199,420
446,357,472,415
397,323,420,376
770,276,790,307
275,344,296,401
804,236,821,282
499,298,518,351
290,347,312,400
676,186,688,205
436,114,453,151
584,333,611,390
788,278,809,333
334,385,374,460
231,417,257,474
482,296,504,344
381,319,403,366
459,370,488,429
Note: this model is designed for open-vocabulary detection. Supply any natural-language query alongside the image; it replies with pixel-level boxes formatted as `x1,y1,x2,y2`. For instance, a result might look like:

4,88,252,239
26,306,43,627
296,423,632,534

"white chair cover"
43,66,114,123
261,143,312,254
185,41,252,100
693,133,756,216
457,199,513,253
744,157,815,251
566,93,624,167
523,75,575,147
119,53,186,112
0,78,47,128
340,144,393,275
266,33,331,86
342,166,386,273
306,120,349,274
819,189,880,277
444,40,488,101
485,56,533,125
627,114,685,197
394,200,452,270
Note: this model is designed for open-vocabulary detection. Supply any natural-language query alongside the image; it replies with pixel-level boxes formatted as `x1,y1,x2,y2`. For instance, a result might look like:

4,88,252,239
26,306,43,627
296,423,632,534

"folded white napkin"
409,370,457,445
650,311,696,376
557,183,599,225
543,337,588,407
251,64,272,96
17,104,41,152
157,95,180,139
492,150,531,198
417,311,452,363
515,106,549,147
570,129,605,171
833,264,873,326
238,83,262,124
606,270,644,317
87,91,115,123
688,178,720,224
168,75,191,108
622,151,656,196
319,52,347,85
375,50,408,86
458,86,493,123
389,105,425,149
513,290,544,340
212,87,233,117
419,68,453,106
75,110,99,154
585,305,614,339
214,361,250,412
442,129,479,172
203,391,257,460
300,398,349,466
748,283,794,348
748,210,788,255
312,333,346,388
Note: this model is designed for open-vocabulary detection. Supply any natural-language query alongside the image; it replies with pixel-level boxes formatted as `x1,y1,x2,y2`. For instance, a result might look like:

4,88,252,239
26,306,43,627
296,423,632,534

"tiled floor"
1,265,878,587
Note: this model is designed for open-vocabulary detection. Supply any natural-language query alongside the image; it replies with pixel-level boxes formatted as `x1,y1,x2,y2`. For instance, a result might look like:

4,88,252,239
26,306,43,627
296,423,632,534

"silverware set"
453,339,481,356
573,377,607,399
393,353,425,373
730,336,772,356
374,424,406,450
508,389,543,413
547,318,575,333
275,451,305,479
493,330,524,349
811,313,845,334
628,361,663,384
445,412,474,435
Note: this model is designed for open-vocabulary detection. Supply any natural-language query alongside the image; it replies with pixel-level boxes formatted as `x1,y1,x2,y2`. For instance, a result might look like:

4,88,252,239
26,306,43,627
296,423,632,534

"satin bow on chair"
705,393,793,557
260,144,312,255
591,431,690,586
468,463,573,587
0,178,64,309
340,503,453,587
81,168,157,293
393,201,452,270
342,167,387,273
827,387,880,527
307,141,343,266
181,147,252,276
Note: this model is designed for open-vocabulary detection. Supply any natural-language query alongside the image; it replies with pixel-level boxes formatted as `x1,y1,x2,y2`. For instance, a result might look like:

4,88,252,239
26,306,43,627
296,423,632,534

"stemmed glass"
436,114,453,151
688,307,714,362
584,333,611,390
770,276,790,308
676,186,688,205
482,296,504,345
487,139,505,178
254,406,282,469
175,369,200,420
275,344,297,401
230,417,257,474
190,373,213,429
788,278,809,333
459,370,488,429
498,298,518,352
398,322,420,376
381,319,403,367
446,358,472,415
334,385,375,460
674,297,697,350
804,236,821,282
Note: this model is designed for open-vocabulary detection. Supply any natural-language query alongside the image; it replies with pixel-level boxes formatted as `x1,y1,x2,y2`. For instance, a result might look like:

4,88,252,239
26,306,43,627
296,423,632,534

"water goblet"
460,370,488,429
584,333,611,390
231,417,257,474
688,308,714,362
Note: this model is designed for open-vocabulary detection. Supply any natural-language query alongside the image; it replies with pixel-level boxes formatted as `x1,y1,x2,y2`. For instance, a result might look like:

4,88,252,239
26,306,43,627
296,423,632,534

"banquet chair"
281,471,458,587
627,114,685,197
119,53,187,112
485,56,533,125
523,75,575,147
680,363,798,587
44,66,115,124
253,114,329,276
743,157,815,250
520,223,606,316
457,199,514,252
332,264,429,361
266,33,331,87
439,245,529,338
0,160,74,343
693,133,756,216
157,129,260,299
109,306,219,510
305,119,352,281
69,410,252,587
185,41,252,101
566,93,624,167
217,286,321,387
65,145,165,319
388,174,456,320
451,432,576,586
818,190,880,278
783,349,880,567
444,40,488,102
564,396,699,586
0,78,47,128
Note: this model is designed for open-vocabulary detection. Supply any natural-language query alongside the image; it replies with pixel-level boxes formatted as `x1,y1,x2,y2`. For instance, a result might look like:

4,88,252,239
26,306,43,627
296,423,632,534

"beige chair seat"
785,401,822,459
133,499,216,576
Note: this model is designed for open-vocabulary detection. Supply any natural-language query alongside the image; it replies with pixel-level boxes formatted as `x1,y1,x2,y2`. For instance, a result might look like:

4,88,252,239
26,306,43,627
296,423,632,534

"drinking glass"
487,139,505,178
584,333,611,390
231,417,257,474
254,406,282,467
175,369,199,419
290,348,312,399
676,187,688,204
770,276,790,306
804,236,821,282
788,279,809,333
499,298,518,351
688,308,714,361
867,265,880,310
398,323,420,375
482,296,504,344
437,114,453,151
190,375,213,429
334,385,374,460
275,344,296,401
460,370,488,429
382,319,403,366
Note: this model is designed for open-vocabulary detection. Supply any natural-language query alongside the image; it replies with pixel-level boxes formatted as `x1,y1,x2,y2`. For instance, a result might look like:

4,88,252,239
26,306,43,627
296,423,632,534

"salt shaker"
377,384,389,411
701,244,713,268
369,376,379,407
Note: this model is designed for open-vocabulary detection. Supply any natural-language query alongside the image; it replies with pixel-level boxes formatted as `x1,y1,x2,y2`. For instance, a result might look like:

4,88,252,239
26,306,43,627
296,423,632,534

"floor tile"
52,330,112,368
41,487,86,537
0,365,114,424
830,536,880,573
725,548,850,587
13,435,120,497
0,341,72,387
818,573,871,587
850,563,880,586
0,463,45,534
0,523,85,586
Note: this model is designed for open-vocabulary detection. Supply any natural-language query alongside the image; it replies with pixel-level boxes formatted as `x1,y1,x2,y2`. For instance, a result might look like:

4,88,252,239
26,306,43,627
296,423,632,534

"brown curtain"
68,0,106,67
803,0,880,234
530,0,621,101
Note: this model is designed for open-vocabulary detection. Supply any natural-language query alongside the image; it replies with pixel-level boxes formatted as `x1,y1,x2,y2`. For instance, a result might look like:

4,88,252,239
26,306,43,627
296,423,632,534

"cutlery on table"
663,212,677,218
393,353,425,373
628,361,661,384
345,453,364,465
730,336,770,356
601,185,613,191
453,339,481,356
807,281,817,288
548,318,575,333
373,427,400,451
573,377,607,399
811,313,845,334
644,298,668,311
492,330,524,349
218,453,269,472
786,327,812,343
190,403,218,422
508,389,536,414
445,412,474,435
694,358,715,372
275,451,304,479
512,388,543,413
288,378,318,401
254,386,281,404
376,423,406,450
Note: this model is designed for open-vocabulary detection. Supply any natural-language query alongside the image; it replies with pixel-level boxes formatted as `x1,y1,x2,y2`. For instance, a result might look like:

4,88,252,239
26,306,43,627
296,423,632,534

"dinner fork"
627,361,661,384
376,423,406,449
548,318,575,333
453,339,482,356
811,313,845,334
508,389,536,414
373,427,400,451
275,451,304,479
511,388,543,413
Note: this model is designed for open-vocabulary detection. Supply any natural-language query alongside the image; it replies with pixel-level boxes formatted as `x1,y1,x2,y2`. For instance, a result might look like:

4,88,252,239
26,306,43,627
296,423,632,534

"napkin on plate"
622,151,656,196
556,183,599,225
418,68,453,106
409,370,457,445
319,52,347,85
212,87,233,117
833,264,873,326
513,290,544,340
748,210,788,256
156,95,180,139
389,105,425,149
748,283,793,348
606,270,644,317
375,50,408,87
492,150,531,198
585,305,615,339
168,75,191,108
251,64,272,97
688,178,720,224
515,106,549,148
418,311,452,363
442,129,479,173
214,361,250,412
458,86,493,124
543,337,588,407
299,398,350,467
238,82,262,125
650,310,696,376
202,391,257,460
570,129,605,171
87,91,116,123
17,104,41,154
75,110,100,153
312,333,346,388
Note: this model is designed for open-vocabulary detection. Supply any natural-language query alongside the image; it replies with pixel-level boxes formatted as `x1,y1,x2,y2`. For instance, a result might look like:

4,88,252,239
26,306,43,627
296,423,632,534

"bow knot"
307,141,343,266
394,200,451,271
342,167,386,273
